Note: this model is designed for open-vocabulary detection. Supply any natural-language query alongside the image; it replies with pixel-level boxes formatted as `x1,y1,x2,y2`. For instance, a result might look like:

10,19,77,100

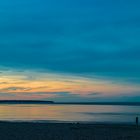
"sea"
0,104,140,124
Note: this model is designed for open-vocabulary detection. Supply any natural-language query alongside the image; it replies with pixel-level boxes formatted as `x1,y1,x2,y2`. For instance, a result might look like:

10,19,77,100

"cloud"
22,91,69,96
0,92,16,97
87,92,102,96
1,87,31,92
0,90,102,101
0,82,8,85
42,92,89,102
0,0,139,85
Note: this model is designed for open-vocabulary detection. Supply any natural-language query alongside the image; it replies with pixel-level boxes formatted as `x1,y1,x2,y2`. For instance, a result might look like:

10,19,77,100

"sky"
0,0,140,102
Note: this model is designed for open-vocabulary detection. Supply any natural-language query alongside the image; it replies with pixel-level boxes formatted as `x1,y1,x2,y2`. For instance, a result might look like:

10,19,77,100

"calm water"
0,104,140,123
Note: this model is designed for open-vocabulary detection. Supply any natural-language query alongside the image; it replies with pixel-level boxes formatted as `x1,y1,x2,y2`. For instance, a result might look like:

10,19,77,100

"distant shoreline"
55,102,140,106
0,100,54,104
0,100,140,106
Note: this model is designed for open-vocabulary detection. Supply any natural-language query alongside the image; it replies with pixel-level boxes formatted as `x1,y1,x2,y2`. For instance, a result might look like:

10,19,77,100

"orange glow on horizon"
0,69,140,100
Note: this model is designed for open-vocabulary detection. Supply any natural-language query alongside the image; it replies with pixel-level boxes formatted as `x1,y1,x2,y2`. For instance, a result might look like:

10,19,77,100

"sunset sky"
0,0,140,101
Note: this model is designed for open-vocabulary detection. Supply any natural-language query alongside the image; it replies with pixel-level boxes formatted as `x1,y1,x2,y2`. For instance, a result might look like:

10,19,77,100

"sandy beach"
0,122,140,140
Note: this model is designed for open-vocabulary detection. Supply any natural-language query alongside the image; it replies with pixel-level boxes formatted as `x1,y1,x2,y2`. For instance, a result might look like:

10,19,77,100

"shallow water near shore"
0,104,140,124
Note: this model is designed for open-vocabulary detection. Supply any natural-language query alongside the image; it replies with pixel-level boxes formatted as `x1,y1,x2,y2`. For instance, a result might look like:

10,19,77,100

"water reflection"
0,104,139,123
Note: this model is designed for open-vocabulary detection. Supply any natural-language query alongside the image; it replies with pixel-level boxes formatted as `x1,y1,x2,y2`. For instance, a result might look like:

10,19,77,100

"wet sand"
0,122,140,140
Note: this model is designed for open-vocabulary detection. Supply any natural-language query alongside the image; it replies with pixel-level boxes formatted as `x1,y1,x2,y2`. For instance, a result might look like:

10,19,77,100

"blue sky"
0,0,140,101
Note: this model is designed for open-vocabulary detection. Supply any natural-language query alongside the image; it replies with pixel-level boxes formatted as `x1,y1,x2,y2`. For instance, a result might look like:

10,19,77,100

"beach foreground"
0,122,140,140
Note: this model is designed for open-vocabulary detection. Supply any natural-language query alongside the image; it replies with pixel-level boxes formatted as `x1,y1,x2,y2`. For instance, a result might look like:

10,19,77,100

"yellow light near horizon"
0,69,140,100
